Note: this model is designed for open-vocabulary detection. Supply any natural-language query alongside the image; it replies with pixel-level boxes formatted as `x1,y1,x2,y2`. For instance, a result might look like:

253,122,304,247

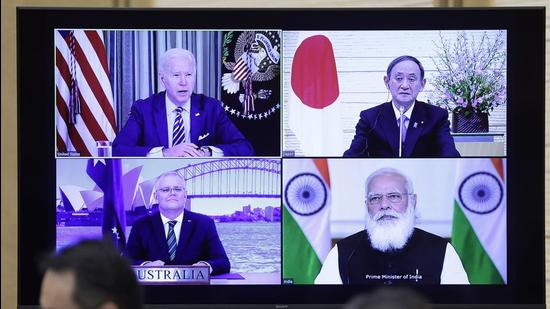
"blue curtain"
105,30,222,130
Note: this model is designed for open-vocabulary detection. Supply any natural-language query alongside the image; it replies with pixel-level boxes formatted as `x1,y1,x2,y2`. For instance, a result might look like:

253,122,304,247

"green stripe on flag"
282,206,322,284
452,202,504,284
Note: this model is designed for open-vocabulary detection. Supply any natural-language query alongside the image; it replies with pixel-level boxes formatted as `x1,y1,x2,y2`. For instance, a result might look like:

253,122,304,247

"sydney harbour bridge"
57,158,281,225
176,158,281,199
58,158,281,211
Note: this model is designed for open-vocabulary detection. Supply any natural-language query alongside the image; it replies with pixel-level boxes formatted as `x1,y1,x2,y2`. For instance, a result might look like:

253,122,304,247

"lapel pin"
413,122,418,128
198,133,210,141
195,112,200,116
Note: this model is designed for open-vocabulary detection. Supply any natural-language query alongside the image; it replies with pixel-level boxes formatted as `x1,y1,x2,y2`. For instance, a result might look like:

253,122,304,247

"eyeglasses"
367,192,411,205
157,186,185,194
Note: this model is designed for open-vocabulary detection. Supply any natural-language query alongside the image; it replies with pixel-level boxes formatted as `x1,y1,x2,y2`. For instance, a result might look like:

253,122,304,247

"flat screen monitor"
17,7,545,308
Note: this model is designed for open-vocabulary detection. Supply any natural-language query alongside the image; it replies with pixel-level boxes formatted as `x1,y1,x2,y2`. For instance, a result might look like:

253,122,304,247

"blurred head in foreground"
40,239,142,309
345,287,432,309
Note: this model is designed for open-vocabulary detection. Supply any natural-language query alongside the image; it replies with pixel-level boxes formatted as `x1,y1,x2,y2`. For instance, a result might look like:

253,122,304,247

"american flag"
232,53,251,81
232,52,255,115
55,30,117,156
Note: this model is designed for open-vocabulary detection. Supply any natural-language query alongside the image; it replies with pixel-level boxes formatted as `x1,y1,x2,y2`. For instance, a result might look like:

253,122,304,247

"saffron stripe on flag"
491,158,504,179
282,159,332,284
451,158,507,284
313,159,331,187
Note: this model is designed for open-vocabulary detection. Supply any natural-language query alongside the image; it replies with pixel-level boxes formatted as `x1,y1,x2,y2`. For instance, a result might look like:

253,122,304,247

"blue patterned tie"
172,107,185,146
399,115,409,144
167,220,177,261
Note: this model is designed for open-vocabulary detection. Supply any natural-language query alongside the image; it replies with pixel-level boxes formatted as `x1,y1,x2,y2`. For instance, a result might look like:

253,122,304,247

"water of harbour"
57,222,280,274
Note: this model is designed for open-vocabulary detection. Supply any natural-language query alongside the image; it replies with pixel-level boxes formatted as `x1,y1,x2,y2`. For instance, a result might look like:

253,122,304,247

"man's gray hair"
153,171,186,191
158,48,196,76
365,167,414,196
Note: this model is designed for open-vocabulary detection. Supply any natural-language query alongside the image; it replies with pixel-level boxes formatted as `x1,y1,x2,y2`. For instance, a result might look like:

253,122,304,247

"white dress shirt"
314,242,470,285
159,211,184,243
392,101,415,123
147,93,223,157
159,211,212,273
140,211,184,266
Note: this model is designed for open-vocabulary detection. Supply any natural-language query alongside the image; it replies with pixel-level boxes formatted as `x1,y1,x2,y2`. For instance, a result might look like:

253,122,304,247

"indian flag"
283,159,332,284
451,158,506,284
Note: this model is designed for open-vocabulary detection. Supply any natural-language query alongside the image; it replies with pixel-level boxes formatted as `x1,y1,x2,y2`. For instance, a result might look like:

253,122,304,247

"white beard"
365,205,415,252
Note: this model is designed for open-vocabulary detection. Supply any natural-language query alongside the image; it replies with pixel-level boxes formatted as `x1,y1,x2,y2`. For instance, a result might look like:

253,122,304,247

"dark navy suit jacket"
343,101,460,157
112,92,254,156
124,210,230,275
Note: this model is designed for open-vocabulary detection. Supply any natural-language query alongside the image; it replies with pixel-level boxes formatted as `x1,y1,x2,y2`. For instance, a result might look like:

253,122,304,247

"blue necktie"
399,115,409,144
172,107,185,146
167,220,177,261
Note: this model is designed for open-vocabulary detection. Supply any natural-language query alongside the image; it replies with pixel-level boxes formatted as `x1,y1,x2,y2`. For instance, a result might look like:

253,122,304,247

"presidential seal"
221,31,281,120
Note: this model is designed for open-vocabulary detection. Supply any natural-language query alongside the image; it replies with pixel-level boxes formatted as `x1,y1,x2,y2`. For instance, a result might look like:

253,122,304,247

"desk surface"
452,132,506,156
451,132,505,137
211,272,281,285
455,141,505,156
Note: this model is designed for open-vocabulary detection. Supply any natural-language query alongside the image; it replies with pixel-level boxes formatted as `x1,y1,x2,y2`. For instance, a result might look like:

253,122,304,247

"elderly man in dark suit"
315,168,469,285
113,48,254,157
124,171,230,275
343,55,460,158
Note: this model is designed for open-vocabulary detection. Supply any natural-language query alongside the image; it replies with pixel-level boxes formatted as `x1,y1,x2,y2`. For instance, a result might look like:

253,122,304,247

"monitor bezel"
17,7,545,307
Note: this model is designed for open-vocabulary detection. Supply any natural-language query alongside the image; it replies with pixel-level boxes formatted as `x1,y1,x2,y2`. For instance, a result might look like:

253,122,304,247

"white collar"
165,93,190,116
391,101,415,121
160,210,184,225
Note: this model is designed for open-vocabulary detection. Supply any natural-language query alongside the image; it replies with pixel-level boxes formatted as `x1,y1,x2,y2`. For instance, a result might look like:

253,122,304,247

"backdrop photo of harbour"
57,221,280,274
56,158,282,283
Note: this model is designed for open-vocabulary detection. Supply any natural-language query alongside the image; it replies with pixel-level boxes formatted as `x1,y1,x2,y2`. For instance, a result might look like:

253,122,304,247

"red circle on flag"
291,35,340,109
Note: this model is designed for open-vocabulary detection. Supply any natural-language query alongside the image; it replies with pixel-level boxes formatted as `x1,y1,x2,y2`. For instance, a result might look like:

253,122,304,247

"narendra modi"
314,168,470,285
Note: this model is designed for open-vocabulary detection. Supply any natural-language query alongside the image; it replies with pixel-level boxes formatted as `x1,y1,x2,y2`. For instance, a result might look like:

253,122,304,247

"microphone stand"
398,105,404,157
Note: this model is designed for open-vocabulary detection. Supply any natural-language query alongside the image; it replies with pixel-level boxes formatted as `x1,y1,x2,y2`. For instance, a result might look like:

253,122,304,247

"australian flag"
86,158,126,251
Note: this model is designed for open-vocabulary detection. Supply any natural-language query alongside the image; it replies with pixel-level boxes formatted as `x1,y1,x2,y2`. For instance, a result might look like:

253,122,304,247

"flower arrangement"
430,31,507,116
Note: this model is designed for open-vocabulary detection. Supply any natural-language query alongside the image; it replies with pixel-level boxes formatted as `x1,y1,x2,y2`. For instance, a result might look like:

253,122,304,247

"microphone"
361,108,383,157
363,138,369,158
398,105,404,157
346,247,357,285
345,232,367,284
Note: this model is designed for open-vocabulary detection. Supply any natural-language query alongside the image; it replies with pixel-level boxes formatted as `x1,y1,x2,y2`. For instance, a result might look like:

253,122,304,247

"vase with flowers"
430,31,507,133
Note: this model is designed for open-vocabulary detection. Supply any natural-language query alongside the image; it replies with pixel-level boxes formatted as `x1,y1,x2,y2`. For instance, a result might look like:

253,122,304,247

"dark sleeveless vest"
337,228,447,285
